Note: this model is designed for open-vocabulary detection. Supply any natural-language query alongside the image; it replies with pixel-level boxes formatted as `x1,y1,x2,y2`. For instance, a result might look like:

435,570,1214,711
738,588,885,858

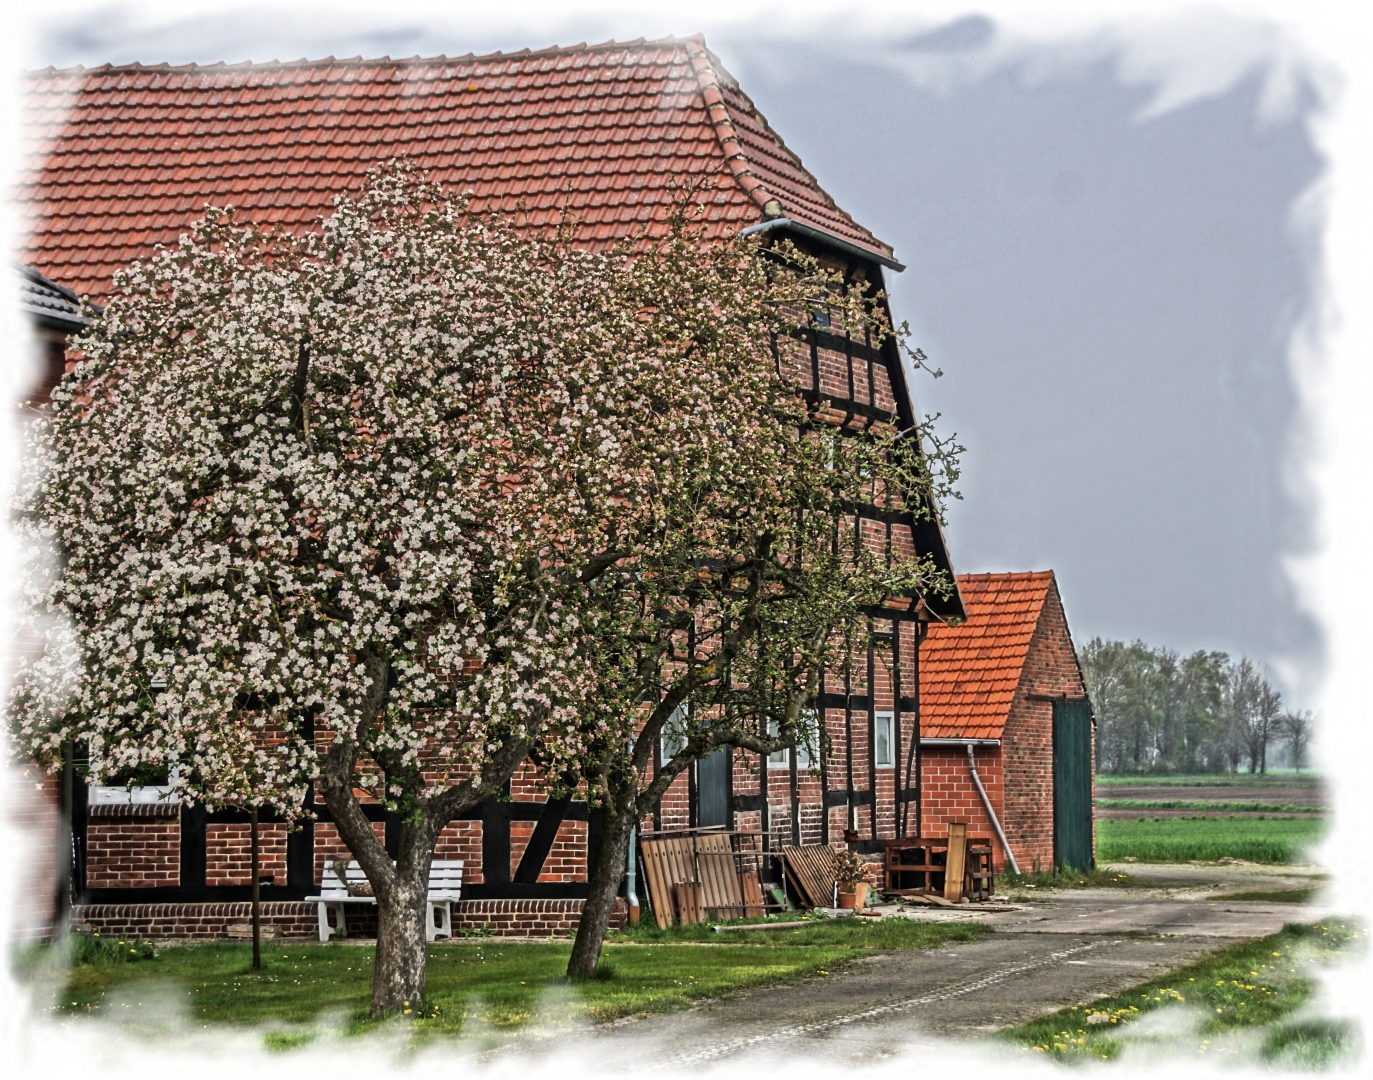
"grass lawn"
1097,816,1326,864
1001,919,1364,1068
18,916,987,1047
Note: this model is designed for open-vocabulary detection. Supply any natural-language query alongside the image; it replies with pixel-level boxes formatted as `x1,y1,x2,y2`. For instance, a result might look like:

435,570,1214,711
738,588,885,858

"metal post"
250,806,262,969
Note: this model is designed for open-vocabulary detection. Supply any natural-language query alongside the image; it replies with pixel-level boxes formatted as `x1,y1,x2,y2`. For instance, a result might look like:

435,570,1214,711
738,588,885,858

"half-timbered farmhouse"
15,36,1091,941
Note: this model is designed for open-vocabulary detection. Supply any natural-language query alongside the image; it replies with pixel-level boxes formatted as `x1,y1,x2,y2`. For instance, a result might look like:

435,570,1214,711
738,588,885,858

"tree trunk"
319,780,435,1015
567,799,634,978
371,845,431,1016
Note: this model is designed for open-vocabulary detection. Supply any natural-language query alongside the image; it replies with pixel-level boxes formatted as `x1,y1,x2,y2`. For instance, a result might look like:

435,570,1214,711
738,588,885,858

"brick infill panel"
71,898,626,941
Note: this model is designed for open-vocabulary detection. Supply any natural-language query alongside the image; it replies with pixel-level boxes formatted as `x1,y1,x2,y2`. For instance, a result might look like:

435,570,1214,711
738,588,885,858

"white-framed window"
874,711,895,768
660,703,688,765
768,710,820,769
88,764,181,806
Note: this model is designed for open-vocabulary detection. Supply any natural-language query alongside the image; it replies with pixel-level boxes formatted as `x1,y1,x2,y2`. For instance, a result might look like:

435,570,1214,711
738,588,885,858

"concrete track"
566,861,1329,1065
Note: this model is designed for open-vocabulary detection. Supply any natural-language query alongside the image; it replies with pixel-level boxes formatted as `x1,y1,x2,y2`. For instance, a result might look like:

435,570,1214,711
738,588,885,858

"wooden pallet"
883,833,995,901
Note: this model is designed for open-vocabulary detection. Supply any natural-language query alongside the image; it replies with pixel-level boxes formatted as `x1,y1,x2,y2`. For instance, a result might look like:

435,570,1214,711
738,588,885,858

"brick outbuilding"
918,571,1093,874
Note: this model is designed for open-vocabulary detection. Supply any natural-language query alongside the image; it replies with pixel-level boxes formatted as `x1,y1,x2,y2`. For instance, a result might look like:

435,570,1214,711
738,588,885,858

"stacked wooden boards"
640,832,766,927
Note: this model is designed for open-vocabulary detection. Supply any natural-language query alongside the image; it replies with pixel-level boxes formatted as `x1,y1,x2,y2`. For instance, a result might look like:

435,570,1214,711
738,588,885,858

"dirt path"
567,861,1327,1065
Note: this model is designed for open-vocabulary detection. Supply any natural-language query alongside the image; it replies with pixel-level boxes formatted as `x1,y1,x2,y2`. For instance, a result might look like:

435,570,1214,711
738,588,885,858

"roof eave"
740,218,905,272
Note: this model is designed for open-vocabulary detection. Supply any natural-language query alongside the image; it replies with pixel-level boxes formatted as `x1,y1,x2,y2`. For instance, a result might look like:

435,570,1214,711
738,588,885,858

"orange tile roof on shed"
18,35,897,300
920,572,1056,741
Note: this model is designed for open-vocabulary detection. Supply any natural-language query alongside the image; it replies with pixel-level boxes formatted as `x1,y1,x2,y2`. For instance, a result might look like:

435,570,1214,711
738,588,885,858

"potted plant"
834,849,872,909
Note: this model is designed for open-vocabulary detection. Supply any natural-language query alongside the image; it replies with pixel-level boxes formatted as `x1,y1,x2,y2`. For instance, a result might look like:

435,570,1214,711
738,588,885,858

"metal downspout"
966,743,1020,875
626,823,640,926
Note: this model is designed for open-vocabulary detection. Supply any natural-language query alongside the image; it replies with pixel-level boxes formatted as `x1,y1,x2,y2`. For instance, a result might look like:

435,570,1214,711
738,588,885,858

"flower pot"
837,882,868,909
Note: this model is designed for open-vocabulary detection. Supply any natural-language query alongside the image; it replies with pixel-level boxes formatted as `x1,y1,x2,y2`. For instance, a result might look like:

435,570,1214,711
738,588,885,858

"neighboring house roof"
920,571,1059,741
15,261,87,334
19,34,898,301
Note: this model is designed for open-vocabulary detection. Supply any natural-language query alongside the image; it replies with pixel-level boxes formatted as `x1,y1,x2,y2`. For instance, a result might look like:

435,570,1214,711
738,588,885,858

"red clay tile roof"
18,35,896,300
920,572,1056,741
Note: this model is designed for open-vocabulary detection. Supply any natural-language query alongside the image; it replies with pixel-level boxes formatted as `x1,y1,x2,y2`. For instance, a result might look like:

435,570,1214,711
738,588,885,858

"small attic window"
813,305,831,330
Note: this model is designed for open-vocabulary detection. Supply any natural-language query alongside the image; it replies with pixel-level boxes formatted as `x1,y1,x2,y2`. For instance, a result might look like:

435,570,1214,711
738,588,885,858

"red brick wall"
312,821,386,885
919,747,1006,863
9,765,61,942
86,818,179,888
436,821,483,882
205,823,288,886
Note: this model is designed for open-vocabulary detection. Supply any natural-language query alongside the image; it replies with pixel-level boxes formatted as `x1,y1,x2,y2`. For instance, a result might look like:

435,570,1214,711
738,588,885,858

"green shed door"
1053,699,1094,871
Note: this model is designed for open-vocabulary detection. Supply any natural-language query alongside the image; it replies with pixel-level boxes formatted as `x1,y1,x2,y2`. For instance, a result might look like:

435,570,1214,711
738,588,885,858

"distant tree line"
1078,638,1314,775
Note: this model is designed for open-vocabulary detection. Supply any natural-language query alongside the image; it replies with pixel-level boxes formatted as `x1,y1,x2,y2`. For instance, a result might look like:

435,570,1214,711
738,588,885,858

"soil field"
1104,784,1326,806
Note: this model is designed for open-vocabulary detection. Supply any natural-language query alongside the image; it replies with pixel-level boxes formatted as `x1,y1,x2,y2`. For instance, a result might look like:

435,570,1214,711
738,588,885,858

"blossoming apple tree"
540,220,961,976
9,162,699,1013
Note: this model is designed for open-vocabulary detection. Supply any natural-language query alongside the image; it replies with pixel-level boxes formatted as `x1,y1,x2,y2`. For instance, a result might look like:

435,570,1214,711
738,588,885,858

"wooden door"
696,747,730,828
1053,699,1094,871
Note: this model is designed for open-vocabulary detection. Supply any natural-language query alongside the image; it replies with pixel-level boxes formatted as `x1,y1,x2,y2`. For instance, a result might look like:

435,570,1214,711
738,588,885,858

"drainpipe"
624,730,640,926
966,743,1020,875
626,823,640,926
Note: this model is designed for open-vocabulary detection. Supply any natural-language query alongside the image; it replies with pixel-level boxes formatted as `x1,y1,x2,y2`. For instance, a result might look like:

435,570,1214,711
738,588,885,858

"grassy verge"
1098,799,1325,814
607,912,992,948
1001,919,1364,1067
1208,887,1320,904
1097,816,1326,864
18,919,984,1045
997,868,1134,900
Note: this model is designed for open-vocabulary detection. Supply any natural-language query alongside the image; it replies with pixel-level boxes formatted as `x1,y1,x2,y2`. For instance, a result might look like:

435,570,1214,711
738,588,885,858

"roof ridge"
957,570,1055,582
24,34,708,78
683,42,893,258
683,40,772,216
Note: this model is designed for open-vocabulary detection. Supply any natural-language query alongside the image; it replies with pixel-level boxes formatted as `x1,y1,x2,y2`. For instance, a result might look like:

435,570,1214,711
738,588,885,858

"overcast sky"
18,3,1328,699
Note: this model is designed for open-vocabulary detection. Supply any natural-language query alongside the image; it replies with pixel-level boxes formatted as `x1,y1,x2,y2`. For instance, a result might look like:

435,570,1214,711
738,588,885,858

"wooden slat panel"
698,852,743,918
640,840,677,928
674,881,703,925
780,845,838,908
742,871,765,917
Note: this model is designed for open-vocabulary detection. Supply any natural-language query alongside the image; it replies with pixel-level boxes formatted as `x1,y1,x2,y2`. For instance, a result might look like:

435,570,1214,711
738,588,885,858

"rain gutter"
740,218,906,272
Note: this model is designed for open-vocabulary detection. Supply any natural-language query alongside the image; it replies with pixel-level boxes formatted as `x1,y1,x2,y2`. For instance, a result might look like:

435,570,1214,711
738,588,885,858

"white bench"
305,859,463,943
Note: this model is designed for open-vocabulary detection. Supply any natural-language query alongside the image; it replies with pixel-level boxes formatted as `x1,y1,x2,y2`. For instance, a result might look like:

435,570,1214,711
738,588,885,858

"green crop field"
1096,771,1321,787
1097,816,1326,864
